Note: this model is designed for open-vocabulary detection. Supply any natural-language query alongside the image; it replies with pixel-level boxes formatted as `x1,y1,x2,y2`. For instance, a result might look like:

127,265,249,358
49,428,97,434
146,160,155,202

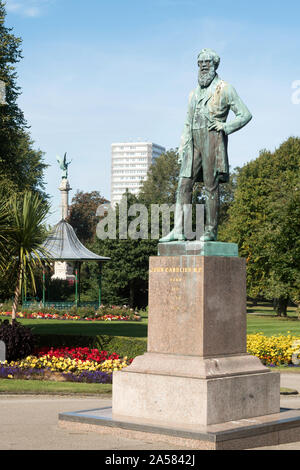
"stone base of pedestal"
112,353,280,426
58,407,300,450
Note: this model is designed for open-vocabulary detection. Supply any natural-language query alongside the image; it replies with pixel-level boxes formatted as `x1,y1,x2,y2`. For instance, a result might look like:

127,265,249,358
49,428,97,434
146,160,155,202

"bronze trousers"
175,128,220,239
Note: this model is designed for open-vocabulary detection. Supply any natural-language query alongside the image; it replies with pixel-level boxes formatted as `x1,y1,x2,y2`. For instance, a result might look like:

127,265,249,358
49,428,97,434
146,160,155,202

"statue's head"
197,48,220,88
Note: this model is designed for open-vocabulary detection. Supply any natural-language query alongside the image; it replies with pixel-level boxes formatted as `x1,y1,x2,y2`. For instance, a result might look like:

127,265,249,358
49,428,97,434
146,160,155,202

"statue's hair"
197,48,220,70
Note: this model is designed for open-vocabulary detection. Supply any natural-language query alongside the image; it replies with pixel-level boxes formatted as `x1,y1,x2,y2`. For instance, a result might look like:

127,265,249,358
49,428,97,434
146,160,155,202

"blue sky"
5,0,300,224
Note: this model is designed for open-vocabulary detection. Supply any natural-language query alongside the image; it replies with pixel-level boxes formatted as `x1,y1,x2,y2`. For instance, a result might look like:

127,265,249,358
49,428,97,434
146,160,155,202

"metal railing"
22,300,100,310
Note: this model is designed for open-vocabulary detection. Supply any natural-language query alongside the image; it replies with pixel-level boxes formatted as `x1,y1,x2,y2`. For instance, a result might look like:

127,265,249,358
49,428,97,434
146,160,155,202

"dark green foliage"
219,137,300,315
138,149,180,205
95,335,147,359
34,333,147,359
0,3,48,302
0,319,35,361
34,334,96,349
0,2,47,197
67,191,109,244
218,168,240,227
45,279,75,303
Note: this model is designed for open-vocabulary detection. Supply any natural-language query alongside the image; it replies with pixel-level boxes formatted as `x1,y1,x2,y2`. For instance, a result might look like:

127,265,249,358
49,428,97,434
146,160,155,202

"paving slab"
0,395,183,450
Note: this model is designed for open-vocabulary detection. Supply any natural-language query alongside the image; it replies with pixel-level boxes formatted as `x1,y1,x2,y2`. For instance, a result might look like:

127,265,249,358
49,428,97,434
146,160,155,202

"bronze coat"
178,75,252,183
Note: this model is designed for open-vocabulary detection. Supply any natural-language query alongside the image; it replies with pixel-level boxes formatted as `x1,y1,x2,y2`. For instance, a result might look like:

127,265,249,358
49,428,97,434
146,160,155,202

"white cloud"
5,0,53,18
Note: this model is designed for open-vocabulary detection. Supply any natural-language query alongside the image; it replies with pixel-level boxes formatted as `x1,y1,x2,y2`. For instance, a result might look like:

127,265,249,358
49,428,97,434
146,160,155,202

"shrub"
0,319,36,361
94,335,147,359
75,306,96,318
0,300,13,312
34,333,147,359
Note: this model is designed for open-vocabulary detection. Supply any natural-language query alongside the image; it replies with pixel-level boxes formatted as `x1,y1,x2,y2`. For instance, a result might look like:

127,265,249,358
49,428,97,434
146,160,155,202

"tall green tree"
0,2,49,302
0,1,47,197
219,137,300,316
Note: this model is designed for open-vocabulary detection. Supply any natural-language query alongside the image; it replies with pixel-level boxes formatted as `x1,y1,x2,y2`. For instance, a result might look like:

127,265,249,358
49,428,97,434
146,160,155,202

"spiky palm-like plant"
4,191,50,320
0,199,10,271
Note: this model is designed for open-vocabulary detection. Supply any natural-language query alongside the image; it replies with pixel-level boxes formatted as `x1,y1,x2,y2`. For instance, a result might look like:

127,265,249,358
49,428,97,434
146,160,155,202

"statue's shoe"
200,230,217,242
159,230,187,243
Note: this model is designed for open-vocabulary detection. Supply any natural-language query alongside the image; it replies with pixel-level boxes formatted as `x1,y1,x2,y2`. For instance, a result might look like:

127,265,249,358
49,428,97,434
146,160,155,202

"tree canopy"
0,1,47,198
138,149,180,205
219,137,300,315
67,190,109,244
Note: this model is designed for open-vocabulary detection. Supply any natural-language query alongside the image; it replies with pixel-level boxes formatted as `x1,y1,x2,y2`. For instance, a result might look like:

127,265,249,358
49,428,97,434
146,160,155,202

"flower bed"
0,312,133,321
0,347,133,383
2,334,300,384
247,333,300,366
0,312,82,321
0,305,142,322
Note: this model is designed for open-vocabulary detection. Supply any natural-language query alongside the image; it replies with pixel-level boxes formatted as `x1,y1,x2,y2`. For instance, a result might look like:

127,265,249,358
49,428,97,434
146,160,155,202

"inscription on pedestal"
147,256,247,357
149,263,203,322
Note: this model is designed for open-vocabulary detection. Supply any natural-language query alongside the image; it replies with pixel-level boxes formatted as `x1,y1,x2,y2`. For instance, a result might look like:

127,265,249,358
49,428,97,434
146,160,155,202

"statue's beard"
198,68,216,88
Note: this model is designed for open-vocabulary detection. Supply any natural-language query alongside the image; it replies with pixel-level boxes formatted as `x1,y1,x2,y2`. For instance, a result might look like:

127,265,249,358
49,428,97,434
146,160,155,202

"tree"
219,137,300,316
0,2,47,198
0,2,48,302
138,149,180,205
218,167,240,227
2,192,50,319
67,190,109,243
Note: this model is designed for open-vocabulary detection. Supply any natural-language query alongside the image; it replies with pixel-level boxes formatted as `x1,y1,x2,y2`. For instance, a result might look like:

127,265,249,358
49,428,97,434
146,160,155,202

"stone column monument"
112,49,280,437
52,153,75,281
57,152,72,220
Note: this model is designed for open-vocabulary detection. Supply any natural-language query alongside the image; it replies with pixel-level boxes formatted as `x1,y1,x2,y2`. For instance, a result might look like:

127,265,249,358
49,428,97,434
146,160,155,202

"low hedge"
34,333,147,359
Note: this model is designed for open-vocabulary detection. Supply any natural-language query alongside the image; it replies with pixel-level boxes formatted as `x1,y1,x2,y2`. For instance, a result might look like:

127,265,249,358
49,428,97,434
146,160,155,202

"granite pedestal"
112,251,280,427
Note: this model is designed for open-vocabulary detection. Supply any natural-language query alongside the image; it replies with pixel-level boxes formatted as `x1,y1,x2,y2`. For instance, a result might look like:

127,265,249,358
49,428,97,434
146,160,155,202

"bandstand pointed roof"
41,219,110,262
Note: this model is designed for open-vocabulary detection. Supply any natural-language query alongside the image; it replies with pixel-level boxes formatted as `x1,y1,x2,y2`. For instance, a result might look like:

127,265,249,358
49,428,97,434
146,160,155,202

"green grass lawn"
0,316,148,338
247,301,299,336
247,315,300,336
0,378,112,394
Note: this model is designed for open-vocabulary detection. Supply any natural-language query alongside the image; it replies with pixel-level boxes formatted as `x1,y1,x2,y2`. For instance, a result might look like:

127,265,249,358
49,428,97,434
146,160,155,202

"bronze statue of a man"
160,48,252,243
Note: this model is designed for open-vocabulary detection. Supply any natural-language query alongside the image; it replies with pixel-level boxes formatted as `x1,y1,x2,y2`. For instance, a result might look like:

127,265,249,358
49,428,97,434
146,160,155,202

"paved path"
1,373,300,451
0,395,183,450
